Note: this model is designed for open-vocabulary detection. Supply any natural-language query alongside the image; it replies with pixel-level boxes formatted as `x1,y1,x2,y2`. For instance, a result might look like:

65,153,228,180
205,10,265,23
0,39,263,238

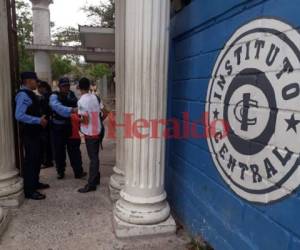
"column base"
115,195,171,225
113,214,176,238
109,166,125,202
0,173,24,208
0,189,24,208
0,208,10,237
109,184,122,202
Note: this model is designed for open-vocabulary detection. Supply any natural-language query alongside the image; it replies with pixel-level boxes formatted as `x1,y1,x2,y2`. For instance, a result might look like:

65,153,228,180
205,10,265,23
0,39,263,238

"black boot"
75,172,87,179
41,162,54,169
96,173,100,185
25,191,46,200
78,185,96,193
37,182,50,190
57,172,65,180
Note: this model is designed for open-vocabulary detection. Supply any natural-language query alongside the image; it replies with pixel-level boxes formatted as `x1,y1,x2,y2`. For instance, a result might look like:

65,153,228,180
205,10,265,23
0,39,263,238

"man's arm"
49,94,73,118
15,92,41,124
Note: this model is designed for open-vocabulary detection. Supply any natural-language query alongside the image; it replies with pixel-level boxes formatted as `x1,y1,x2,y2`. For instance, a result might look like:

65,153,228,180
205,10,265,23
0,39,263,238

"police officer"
37,81,53,168
50,77,86,179
15,72,50,200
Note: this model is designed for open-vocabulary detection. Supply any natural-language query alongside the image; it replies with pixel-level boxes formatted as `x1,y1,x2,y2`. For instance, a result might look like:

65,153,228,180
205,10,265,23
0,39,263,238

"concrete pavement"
0,139,189,250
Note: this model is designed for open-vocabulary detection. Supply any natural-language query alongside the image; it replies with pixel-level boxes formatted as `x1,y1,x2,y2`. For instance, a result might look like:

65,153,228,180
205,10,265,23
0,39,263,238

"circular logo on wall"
206,18,300,203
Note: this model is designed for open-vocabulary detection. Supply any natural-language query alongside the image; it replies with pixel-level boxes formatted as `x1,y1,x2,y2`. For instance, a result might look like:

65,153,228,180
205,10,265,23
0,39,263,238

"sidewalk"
0,139,189,250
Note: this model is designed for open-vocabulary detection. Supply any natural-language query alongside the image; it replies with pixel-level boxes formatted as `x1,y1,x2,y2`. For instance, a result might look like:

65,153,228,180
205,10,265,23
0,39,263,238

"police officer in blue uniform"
15,72,50,200
38,81,54,168
50,77,86,180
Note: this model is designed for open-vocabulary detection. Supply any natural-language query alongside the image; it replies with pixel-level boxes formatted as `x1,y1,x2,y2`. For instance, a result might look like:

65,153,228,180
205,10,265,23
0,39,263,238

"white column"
113,0,176,238
109,0,125,201
0,0,24,208
30,0,52,83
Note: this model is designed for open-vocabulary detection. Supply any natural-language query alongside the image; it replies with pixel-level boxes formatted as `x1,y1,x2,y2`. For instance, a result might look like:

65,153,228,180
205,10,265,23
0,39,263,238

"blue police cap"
21,72,38,81
59,77,70,86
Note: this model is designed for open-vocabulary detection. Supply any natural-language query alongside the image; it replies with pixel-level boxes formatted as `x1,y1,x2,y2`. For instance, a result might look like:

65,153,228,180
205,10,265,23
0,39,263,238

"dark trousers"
52,124,83,177
85,137,100,187
23,134,42,195
41,126,53,165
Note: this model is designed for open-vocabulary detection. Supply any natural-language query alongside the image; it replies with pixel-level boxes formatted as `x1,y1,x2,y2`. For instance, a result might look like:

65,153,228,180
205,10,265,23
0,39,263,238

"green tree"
82,0,115,28
86,64,112,81
51,55,74,81
52,26,82,64
52,26,80,46
71,64,85,80
80,0,115,90
16,0,34,72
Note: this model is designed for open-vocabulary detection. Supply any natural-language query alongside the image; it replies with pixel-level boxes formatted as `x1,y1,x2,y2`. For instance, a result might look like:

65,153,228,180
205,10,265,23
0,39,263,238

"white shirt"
78,93,104,136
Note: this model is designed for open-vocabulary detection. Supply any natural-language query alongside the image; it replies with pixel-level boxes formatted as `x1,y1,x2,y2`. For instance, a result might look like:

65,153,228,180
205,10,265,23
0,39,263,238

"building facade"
1,0,300,249
166,0,300,249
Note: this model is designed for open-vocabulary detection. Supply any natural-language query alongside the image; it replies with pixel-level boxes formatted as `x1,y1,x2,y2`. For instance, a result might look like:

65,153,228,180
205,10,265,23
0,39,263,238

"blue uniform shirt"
15,87,41,125
49,93,72,120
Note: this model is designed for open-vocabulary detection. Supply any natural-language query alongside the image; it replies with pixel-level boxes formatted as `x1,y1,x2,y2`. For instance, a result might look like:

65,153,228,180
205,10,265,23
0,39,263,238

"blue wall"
166,0,300,249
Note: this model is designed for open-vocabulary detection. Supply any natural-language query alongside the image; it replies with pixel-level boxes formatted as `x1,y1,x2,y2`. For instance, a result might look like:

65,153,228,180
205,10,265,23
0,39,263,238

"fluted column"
30,0,52,83
0,0,24,208
109,0,125,201
113,0,176,238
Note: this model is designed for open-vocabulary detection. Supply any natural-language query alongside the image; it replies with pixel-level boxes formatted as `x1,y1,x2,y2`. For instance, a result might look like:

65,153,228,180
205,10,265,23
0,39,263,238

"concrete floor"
0,139,189,250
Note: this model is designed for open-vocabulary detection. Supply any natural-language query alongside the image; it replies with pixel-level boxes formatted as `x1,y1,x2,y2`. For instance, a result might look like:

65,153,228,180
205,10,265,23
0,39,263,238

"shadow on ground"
0,139,189,250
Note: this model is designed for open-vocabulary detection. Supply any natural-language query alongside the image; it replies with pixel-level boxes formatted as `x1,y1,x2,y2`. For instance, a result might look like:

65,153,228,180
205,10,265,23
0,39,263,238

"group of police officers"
15,72,92,200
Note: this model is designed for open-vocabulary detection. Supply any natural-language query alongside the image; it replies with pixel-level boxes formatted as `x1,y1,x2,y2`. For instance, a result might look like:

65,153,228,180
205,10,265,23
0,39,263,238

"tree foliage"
16,0,34,72
15,0,114,82
52,26,80,46
82,0,115,28
51,55,73,81
78,1,115,81
86,64,112,81
51,26,82,66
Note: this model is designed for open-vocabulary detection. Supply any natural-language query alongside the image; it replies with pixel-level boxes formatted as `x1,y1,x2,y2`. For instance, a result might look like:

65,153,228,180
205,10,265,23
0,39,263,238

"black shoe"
37,182,50,190
78,185,96,193
25,191,46,200
96,173,100,185
75,172,87,179
41,162,54,169
57,173,65,179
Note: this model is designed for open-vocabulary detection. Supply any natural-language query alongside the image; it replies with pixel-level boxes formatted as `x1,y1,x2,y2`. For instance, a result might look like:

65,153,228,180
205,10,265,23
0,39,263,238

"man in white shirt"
77,77,104,193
